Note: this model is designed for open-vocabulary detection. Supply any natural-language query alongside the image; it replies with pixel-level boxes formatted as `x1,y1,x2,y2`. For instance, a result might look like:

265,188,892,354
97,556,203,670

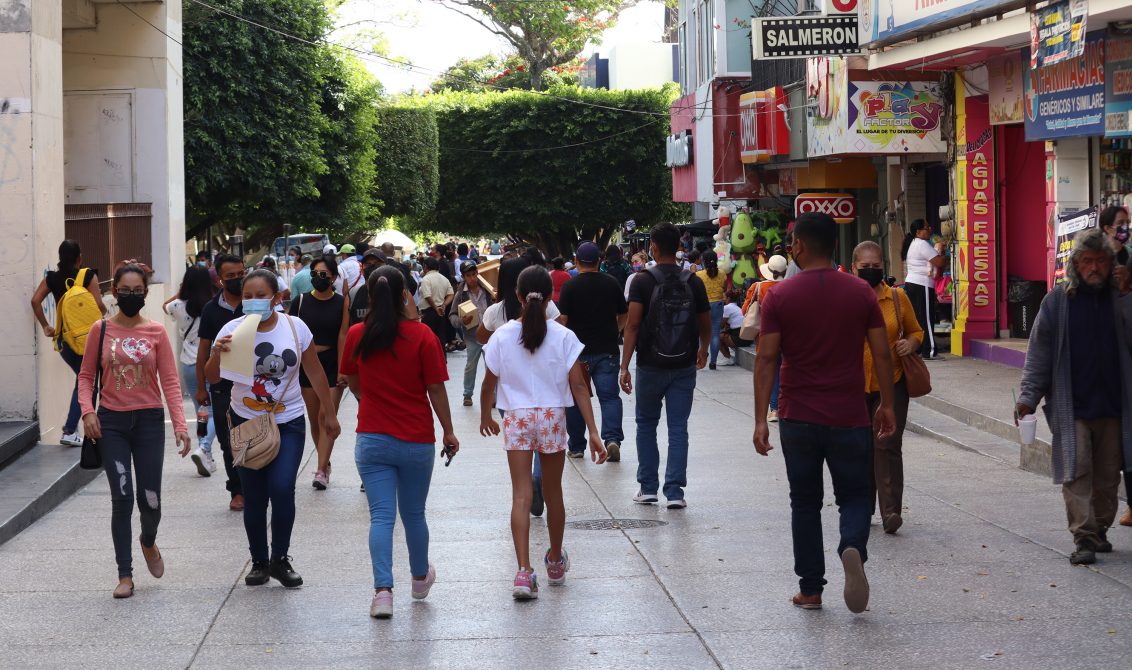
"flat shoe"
841,547,869,614
113,579,134,599
140,537,164,579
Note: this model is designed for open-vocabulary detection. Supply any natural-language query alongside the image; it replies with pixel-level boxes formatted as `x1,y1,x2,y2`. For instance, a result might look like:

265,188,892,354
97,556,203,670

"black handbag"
79,319,106,470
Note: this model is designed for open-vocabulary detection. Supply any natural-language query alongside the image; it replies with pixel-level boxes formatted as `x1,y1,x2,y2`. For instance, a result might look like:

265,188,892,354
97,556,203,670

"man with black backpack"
620,223,711,509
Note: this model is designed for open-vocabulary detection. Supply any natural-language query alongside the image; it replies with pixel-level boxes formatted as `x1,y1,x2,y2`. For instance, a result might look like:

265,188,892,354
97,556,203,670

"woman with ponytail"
696,251,728,369
479,266,607,600
339,266,459,619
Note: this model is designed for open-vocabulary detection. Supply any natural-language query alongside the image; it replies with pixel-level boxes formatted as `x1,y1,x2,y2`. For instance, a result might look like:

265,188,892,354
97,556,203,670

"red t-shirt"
339,320,449,443
550,269,572,302
759,268,884,428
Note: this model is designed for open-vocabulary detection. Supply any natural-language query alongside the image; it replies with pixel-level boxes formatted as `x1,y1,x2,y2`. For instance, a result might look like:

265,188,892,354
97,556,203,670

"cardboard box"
476,258,500,299
458,300,480,328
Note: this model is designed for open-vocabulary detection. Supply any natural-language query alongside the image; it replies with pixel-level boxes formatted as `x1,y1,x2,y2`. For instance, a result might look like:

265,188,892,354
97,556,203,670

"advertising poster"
1024,31,1106,141
989,53,1025,125
861,0,1024,47
1030,0,1089,69
847,81,947,153
1053,206,1099,283
1105,33,1132,138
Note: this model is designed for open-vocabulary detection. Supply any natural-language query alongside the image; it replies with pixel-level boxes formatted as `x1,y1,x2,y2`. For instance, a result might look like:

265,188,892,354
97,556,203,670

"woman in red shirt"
549,257,572,302
340,266,460,619
79,264,192,599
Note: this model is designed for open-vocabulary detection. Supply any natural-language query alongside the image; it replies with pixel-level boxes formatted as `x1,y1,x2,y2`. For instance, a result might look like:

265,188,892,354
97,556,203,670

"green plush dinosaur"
731,255,758,285
730,211,757,254
760,224,784,250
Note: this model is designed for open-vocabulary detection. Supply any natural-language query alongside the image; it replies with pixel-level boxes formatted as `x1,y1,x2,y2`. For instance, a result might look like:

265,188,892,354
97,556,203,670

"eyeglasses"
115,288,145,298
312,271,334,279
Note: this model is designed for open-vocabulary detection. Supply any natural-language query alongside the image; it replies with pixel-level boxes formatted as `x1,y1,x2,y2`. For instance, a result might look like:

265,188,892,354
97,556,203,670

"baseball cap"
339,243,356,254
575,241,601,264
461,260,479,275
363,249,387,263
760,255,788,280
323,244,337,255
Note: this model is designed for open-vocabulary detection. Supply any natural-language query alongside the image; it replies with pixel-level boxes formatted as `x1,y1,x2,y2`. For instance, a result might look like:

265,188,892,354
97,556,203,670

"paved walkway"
2,354,1131,669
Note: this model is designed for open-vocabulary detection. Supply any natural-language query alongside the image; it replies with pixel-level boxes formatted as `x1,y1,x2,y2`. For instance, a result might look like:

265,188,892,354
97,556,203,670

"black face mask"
311,276,333,292
117,294,145,317
224,277,243,296
857,267,885,287
362,265,376,280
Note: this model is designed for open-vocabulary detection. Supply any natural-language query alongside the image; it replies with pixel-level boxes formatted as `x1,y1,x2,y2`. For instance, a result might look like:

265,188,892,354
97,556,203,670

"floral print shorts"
502,407,567,453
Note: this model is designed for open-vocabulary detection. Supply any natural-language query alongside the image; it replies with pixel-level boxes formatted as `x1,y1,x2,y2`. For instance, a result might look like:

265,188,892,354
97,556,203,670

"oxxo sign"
794,193,857,224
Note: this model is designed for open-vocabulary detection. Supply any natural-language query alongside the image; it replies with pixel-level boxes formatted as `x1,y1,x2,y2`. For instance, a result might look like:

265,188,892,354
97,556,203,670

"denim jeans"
179,361,215,453
97,408,165,578
778,419,873,596
566,353,625,452
232,414,306,562
708,301,724,365
60,346,83,434
463,335,484,398
356,432,435,589
209,384,242,496
635,364,697,500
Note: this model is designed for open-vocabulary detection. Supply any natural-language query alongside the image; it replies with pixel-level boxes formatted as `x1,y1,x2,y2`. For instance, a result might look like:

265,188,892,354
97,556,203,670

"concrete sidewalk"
1,355,1130,669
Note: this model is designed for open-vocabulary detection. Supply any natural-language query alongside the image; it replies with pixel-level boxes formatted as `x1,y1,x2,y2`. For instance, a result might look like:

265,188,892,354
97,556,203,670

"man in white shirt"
418,256,455,347
902,219,946,359
336,243,363,296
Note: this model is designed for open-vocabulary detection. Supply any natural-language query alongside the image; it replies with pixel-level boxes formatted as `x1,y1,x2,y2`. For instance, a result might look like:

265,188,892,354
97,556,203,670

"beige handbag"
739,298,761,342
228,315,300,470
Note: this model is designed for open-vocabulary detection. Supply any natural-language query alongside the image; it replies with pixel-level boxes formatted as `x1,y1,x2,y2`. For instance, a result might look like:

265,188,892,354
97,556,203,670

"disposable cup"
1018,415,1037,445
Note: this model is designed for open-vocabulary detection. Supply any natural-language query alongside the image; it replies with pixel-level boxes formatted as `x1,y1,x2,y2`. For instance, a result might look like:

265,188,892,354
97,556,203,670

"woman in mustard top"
696,251,729,370
852,242,923,535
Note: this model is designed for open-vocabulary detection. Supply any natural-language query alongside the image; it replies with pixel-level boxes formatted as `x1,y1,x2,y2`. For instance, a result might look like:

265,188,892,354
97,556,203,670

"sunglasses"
312,271,335,279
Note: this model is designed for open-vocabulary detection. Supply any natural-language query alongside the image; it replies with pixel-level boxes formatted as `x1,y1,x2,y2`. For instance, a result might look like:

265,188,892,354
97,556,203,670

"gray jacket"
1019,284,1132,484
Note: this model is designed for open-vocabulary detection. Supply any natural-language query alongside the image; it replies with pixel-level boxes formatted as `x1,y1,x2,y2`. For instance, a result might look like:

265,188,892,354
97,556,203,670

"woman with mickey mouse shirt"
79,263,192,599
206,269,341,589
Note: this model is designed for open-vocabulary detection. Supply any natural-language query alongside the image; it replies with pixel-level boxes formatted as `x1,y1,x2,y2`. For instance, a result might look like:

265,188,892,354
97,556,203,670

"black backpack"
643,267,696,366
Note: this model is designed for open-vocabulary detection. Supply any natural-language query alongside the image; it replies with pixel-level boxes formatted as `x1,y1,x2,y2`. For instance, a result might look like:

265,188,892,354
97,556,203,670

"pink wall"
670,93,697,202
999,124,1048,283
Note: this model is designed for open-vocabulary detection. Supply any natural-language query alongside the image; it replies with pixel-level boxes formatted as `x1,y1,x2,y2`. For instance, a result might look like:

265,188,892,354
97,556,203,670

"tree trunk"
529,63,545,91
663,5,677,43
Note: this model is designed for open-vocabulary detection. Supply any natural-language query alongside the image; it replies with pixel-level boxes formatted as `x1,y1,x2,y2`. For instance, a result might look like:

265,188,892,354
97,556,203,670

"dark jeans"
209,384,242,496
232,413,306,562
779,419,873,596
60,346,83,434
97,408,165,578
635,364,697,501
866,379,910,520
566,353,625,452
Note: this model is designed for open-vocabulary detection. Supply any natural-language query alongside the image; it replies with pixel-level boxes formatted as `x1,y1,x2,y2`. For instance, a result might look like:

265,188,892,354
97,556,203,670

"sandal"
140,537,164,579
113,577,134,599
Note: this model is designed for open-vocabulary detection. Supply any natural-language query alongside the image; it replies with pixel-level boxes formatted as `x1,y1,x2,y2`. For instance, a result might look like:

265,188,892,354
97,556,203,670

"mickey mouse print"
217,314,314,423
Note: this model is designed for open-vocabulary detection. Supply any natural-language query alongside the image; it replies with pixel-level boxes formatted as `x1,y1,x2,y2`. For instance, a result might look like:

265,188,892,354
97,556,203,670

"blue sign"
1105,33,1132,138
861,0,1024,47
1024,32,1106,141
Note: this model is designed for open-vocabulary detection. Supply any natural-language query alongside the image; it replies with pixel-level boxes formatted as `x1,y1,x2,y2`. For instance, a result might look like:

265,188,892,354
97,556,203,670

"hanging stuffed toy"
730,210,757,254
713,205,733,274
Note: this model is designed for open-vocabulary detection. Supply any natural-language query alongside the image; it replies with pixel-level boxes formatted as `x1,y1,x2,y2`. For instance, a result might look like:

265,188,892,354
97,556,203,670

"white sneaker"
666,498,688,510
719,358,736,366
60,432,82,447
202,450,217,473
190,448,212,477
633,491,659,504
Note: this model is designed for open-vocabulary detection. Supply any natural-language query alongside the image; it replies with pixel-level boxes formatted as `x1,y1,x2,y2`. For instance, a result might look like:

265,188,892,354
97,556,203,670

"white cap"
323,244,337,255
760,255,788,280
565,261,575,270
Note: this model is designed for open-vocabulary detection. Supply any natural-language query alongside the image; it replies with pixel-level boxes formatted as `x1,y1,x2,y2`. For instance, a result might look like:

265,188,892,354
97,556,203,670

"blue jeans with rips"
97,407,165,578
233,414,306,562
634,364,697,501
566,353,625,453
356,433,435,589
778,418,872,596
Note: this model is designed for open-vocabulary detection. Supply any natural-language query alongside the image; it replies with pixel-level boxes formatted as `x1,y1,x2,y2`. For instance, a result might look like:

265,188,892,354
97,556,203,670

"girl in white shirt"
480,266,607,600
901,219,946,359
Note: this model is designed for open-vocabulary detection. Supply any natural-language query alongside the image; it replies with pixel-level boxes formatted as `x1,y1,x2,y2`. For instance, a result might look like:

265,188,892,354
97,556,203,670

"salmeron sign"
753,15,861,60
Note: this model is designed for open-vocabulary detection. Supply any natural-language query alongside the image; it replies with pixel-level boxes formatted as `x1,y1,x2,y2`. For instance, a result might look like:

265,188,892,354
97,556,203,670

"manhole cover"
567,518,669,530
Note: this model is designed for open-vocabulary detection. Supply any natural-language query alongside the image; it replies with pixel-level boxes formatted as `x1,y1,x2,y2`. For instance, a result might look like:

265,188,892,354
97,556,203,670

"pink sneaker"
312,470,329,490
369,590,392,618
512,569,539,600
544,548,570,586
411,563,436,600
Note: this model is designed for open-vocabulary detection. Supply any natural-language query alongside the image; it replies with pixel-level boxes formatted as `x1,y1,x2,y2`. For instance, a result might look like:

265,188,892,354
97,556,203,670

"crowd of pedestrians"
25,215,1132,620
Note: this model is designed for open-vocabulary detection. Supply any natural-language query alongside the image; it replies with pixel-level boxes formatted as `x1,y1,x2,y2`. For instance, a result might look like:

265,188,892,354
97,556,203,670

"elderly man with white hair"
1018,227,1132,566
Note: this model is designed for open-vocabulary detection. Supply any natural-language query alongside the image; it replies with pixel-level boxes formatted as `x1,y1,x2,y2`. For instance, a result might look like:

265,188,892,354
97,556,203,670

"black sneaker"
1096,533,1113,553
708,363,717,370
245,560,270,586
1070,545,1097,565
530,476,544,517
270,556,304,587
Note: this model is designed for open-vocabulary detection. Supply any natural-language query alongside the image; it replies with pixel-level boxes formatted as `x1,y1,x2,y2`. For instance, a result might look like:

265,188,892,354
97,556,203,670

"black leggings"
904,282,937,358
98,407,165,578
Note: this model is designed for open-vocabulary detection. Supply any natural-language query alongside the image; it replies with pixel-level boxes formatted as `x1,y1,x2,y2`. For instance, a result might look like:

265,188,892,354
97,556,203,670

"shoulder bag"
739,284,764,343
79,319,107,470
228,315,300,470
892,288,932,398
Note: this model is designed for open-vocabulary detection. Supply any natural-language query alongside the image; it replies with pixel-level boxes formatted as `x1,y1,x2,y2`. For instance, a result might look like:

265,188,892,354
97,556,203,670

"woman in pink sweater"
79,264,191,599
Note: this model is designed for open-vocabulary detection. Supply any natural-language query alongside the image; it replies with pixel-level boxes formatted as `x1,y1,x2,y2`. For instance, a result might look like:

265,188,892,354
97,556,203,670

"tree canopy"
437,1,637,90
374,106,439,218
404,85,678,255
431,53,582,93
